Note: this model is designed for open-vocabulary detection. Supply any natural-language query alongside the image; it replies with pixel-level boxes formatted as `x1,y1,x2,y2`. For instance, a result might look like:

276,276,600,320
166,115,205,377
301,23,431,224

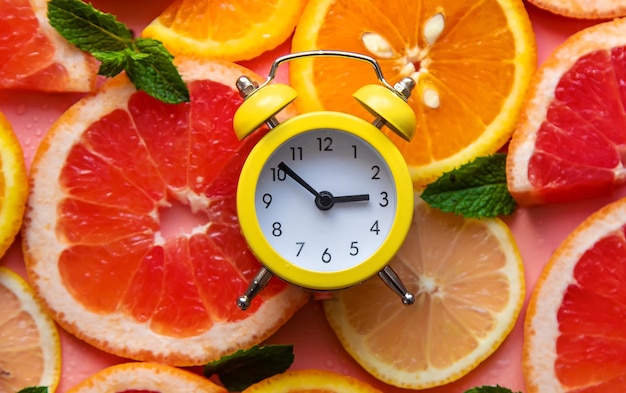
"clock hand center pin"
278,162,369,210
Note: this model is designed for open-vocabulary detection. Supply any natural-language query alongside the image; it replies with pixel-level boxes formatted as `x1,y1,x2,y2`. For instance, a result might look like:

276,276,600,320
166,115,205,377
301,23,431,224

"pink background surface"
1,1,624,392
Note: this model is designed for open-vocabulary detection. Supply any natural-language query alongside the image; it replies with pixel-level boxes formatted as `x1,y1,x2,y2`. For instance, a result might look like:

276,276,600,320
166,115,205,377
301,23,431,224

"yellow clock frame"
237,111,414,290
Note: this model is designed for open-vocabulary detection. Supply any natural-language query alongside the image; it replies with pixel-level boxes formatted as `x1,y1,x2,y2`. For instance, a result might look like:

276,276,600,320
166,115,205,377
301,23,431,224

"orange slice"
524,197,626,392
527,0,626,19
0,111,28,258
66,362,226,392
22,58,309,366
142,0,307,62
0,267,61,393
0,0,98,92
507,18,626,206
290,0,536,185
324,196,525,389
241,369,382,393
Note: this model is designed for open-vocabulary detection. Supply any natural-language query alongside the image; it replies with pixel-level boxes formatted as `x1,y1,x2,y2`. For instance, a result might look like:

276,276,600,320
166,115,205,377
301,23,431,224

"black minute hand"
277,162,321,198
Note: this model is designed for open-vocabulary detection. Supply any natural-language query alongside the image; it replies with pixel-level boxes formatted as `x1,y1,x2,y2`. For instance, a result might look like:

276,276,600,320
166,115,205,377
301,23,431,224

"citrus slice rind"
0,267,61,393
22,58,308,366
141,0,307,62
290,0,537,186
324,197,525,389
523,198,626,392
65,362,227,393
241,369,382,392
0,112,28,258
527,0,626,19
507,18,626,205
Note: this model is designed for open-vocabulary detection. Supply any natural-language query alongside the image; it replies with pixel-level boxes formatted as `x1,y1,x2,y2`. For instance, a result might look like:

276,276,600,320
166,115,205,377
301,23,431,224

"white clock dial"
254,128,397,273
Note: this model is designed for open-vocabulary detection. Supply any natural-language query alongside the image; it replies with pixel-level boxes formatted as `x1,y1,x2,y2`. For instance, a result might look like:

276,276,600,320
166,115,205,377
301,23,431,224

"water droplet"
15,104,27,115
325,359,335,369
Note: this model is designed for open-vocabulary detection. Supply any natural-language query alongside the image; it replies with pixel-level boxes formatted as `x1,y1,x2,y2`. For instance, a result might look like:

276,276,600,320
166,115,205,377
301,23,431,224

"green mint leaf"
48,0,189,104
125,38,190,104
47,0,132,52
92,51,128,76
464,385,521,393
17,387,48,393
421,153,516,218
204,344,294,391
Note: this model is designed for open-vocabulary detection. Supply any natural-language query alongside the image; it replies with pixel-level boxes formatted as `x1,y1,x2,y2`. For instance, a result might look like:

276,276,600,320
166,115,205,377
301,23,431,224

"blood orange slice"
524,197,626,392
22,58,309,366
0,0,98,92
507,18,626,205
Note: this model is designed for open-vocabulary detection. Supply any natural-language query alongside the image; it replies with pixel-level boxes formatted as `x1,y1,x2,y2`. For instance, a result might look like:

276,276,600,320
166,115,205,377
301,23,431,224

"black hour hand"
332,194,370,203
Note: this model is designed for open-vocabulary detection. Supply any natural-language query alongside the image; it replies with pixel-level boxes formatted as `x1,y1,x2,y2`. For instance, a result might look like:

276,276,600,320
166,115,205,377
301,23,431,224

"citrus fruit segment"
524,197,626,392
22,58,309,366
324,196,525,389
241,369,382,393
507,18,626,205
0,0,98,92
527,0,626,19
0,111,28,258
290,0,537,185
142,0,307,62
0,267,61,393
65,362,227,393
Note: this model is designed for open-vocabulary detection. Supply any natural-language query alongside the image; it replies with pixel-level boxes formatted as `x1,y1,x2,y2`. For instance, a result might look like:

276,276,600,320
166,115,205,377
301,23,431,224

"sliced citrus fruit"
0,0,98,92
241,369,382,393
0,111,28,258
142,0,307,62
22,58,309,366
507,18,626,206
324,196,525,389
527,0,626,19
524,197,626,392
66,362,226,392
0,267,61,393
290,0,537,185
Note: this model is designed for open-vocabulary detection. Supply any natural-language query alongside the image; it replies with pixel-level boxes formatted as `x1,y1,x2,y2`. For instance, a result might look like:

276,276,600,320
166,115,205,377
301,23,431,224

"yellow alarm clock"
233,51,416,310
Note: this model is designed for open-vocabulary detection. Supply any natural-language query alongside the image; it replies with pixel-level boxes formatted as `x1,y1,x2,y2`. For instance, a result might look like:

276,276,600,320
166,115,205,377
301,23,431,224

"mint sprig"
204,344,294,391
421,153,516,218
47,0,189,104
464,385,522,393
17,387,48,393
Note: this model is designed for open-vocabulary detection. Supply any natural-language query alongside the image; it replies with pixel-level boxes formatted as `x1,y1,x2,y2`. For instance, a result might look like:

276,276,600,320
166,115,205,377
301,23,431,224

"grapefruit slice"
0,0,98,92
524,197,626,392
22,58,309,366
527,0,626,19
507,18,626,205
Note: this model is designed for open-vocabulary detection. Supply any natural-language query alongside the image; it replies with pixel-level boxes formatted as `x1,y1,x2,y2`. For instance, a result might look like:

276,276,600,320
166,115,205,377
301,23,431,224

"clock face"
254,128,397,273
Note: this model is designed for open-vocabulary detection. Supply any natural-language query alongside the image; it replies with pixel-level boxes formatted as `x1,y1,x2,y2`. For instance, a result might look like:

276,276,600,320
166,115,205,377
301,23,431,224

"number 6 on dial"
233,50,418,310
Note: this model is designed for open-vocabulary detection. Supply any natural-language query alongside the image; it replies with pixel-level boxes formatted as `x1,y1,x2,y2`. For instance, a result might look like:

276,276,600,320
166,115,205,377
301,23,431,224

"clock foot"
378,265,415,306
237,267,273,310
